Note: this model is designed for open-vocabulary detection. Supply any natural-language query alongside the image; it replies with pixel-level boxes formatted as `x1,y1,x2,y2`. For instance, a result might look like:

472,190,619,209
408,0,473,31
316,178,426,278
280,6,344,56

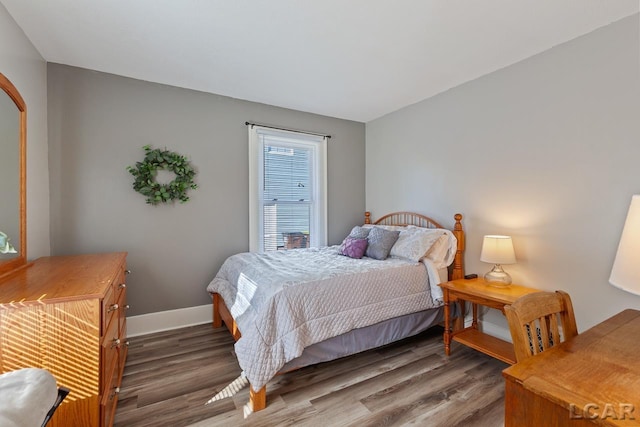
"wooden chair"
504,290,578,363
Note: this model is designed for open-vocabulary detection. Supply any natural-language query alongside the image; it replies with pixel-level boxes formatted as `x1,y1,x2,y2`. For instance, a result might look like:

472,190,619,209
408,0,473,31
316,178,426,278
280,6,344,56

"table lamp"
610,195,640,295
480,235,516,287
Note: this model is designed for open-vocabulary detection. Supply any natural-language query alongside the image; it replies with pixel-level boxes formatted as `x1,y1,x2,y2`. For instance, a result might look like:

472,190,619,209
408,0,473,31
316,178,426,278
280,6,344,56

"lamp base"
484,264,512,287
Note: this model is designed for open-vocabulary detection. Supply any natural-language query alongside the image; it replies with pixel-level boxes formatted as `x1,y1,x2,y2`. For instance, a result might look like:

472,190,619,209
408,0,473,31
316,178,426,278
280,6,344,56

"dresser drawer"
102,262,127,334
116,280,128,335
114,265,127,305
117,288,129,373
101,350,119,427
101,309,120,390
102,283,118,335
101,309,121,427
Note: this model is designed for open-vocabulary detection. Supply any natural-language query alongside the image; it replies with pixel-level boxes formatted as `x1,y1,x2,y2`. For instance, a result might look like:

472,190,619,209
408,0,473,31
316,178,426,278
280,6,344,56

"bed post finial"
452,213,465,280
454,213,462,231
364,211,371,224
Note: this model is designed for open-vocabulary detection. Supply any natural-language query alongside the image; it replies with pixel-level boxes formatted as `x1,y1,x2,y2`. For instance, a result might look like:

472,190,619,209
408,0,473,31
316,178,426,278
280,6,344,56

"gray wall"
48,64,365,316
0,3,50,260
366,14,640,335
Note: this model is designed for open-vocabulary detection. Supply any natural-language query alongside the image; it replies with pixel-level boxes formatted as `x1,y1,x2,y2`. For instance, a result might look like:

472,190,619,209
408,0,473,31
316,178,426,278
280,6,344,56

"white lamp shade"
480,235,516,265
610,195,640,295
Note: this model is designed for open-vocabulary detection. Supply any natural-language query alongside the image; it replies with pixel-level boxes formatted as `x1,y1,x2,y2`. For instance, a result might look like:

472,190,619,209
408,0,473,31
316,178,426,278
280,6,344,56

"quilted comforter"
206,246,441,390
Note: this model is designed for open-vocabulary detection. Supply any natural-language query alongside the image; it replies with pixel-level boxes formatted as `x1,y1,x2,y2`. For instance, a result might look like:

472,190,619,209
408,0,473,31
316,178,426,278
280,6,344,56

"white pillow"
425,234,450,263
389,227,444,262
424,230,458,268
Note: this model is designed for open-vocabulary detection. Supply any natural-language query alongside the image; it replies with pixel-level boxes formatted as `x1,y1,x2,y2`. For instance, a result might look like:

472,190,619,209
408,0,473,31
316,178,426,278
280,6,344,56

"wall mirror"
0,73,26,277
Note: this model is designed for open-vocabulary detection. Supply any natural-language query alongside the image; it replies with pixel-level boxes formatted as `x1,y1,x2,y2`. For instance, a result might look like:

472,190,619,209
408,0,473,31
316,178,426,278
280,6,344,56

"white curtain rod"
245,121,331,139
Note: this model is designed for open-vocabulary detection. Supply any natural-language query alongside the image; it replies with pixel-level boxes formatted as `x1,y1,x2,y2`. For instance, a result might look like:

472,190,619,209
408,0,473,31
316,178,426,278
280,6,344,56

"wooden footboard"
212,293,266,411
212,293,241,340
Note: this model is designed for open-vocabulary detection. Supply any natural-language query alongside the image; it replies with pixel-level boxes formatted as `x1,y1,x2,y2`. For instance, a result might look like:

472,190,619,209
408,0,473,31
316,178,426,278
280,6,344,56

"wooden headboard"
364,211,465,280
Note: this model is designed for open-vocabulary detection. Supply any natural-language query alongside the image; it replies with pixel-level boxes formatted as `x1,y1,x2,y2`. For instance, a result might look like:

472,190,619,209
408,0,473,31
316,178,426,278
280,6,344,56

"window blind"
262,138,312,251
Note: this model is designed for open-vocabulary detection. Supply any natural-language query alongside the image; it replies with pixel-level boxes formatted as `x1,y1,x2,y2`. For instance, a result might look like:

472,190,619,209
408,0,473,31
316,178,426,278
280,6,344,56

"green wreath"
127,145,198,205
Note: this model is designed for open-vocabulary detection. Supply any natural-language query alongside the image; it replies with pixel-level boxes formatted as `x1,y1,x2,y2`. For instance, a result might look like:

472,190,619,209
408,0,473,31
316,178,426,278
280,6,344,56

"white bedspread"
207,246,441,390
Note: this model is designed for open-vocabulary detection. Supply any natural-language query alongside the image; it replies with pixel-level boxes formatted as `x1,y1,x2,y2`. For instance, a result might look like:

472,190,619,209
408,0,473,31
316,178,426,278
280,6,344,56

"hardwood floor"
114,323,506,427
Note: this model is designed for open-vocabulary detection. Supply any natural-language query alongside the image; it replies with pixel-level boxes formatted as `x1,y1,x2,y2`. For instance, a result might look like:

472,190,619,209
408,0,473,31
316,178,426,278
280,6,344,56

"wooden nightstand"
439,278,540,365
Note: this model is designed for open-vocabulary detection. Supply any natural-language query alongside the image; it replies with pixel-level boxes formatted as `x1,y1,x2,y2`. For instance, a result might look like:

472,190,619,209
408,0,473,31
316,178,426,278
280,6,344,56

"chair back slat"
548,313,561,350
528,320,540,356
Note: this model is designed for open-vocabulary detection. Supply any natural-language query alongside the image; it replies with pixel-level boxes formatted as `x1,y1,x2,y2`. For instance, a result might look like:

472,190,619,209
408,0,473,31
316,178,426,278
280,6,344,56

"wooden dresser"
0,252,129,427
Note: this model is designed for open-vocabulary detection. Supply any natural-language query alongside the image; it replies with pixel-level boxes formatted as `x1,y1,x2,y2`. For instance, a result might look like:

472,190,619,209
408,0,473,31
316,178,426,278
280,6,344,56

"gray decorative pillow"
348,226,371,240
366,227,400,260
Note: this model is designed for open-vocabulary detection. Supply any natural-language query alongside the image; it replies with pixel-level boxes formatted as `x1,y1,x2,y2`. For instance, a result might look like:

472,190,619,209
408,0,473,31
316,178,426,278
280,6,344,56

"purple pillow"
338,237,368,259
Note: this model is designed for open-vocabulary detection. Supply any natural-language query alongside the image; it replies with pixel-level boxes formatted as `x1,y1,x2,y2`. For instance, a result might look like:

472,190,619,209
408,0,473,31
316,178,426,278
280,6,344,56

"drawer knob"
119,283,127,289
125,269,131,275
108,303,119,312
125,340,130,347
112,338,121,348
125,304,131,310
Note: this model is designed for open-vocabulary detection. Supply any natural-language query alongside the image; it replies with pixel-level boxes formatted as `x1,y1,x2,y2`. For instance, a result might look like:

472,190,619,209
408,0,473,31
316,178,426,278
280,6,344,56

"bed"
206,211,465,411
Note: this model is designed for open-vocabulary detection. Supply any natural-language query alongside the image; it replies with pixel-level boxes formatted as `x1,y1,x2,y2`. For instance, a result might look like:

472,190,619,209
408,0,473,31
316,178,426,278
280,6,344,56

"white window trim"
249,126,327,252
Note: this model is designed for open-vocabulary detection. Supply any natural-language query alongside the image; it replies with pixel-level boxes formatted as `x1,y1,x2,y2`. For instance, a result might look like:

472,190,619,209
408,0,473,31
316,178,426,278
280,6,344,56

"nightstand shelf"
453,328,516,364
439,278,540,365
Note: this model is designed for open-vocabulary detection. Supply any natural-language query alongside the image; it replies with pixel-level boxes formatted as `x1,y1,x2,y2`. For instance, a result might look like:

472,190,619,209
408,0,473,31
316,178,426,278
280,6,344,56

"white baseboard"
127,304,212,337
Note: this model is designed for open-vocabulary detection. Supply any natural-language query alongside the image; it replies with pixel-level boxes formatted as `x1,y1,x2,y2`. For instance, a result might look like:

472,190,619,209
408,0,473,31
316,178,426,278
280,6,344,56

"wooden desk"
503,309,640,426
439,278,540,364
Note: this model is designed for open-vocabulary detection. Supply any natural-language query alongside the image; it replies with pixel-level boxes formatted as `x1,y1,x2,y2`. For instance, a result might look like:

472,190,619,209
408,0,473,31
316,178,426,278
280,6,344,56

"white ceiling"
2,1,638,122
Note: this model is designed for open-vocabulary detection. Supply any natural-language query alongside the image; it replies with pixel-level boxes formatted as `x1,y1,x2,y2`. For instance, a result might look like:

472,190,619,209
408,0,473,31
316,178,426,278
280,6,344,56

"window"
249,126,327,252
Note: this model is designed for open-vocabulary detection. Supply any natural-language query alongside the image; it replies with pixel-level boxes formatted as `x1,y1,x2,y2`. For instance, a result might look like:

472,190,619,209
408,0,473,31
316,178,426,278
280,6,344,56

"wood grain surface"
115,324,506,427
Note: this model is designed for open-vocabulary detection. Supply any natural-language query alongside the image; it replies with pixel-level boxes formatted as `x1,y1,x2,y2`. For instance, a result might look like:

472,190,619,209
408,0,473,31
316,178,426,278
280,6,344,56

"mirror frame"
0,73,27,277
